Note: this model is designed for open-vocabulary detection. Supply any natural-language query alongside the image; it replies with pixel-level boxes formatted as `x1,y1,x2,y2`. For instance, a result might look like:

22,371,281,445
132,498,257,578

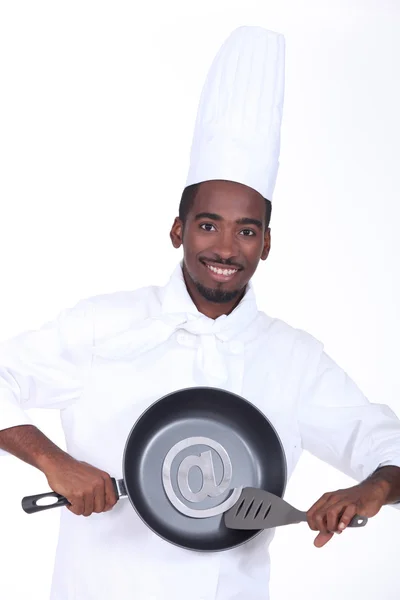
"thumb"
314,531,334,548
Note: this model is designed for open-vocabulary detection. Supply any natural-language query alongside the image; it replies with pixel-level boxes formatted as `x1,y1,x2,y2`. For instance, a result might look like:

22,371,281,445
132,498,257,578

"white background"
1,0,399,598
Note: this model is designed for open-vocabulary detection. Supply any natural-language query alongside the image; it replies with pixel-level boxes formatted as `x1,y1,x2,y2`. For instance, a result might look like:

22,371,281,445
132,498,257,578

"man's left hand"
307,479,390,548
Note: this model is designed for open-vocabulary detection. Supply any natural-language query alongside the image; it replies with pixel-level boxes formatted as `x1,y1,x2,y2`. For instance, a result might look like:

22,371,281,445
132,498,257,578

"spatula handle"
297,512,368,528
348,514,368,527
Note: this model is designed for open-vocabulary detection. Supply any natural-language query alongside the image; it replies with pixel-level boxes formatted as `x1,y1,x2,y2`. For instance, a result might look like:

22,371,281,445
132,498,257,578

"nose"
214,229,239,260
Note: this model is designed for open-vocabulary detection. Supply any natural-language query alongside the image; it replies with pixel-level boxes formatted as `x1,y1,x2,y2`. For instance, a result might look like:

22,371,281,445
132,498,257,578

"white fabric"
186,26,285,200
1,263,400,600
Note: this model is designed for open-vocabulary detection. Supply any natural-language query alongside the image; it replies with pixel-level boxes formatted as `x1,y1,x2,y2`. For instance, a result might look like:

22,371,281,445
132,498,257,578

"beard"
193,280,242,304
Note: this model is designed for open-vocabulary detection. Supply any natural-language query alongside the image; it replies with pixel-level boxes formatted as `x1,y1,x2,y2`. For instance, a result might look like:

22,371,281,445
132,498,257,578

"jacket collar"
159,263,259,340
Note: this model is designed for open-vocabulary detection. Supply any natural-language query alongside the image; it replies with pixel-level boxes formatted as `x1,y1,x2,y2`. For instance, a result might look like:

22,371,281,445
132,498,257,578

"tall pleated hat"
186,26,285,201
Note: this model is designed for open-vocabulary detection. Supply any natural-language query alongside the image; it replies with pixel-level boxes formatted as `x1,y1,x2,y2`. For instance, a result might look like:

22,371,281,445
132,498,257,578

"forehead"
190,180,265,219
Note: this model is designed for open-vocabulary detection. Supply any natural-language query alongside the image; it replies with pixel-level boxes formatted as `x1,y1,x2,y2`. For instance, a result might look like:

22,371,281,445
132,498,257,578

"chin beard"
194,280,242,304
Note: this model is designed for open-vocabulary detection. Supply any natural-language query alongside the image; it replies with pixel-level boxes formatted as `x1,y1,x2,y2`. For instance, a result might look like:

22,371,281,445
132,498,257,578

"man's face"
170,180,271,304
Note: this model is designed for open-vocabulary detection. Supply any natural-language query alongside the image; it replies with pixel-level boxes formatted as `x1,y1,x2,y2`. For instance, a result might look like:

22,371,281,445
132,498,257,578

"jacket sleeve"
298,351,400,484
0,299,94,445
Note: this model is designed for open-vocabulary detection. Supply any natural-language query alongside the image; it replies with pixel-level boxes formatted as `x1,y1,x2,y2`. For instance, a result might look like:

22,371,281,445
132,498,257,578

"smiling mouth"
207,264,238,275
201,261,241,281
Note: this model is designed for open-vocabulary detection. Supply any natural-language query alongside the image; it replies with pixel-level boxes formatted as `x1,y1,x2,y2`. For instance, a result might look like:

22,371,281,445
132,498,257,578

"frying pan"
21,387,287,551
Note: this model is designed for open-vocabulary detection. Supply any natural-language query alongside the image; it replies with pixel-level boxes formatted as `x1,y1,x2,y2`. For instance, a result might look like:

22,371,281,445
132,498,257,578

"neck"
182,265,245,319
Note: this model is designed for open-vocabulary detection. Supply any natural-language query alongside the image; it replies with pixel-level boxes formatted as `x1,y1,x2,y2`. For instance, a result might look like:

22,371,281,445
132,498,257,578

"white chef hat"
186,26,285,201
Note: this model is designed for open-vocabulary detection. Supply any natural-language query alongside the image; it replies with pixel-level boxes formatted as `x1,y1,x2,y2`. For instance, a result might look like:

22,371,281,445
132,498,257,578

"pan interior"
123,388,286,552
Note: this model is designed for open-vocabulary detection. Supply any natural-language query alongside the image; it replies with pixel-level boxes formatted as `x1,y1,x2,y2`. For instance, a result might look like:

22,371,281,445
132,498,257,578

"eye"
200,223,217,232
240,229,256,236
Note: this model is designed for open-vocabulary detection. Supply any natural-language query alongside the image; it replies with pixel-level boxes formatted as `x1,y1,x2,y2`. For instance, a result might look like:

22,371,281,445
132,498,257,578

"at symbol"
162,436,242,519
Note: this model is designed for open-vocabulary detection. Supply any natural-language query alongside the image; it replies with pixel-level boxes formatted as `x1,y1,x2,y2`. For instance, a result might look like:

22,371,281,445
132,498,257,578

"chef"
1,25,400,600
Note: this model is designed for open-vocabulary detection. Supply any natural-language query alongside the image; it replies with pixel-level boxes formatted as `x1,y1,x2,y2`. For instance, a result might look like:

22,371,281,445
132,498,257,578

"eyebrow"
237,217,263,229
194,213,263,230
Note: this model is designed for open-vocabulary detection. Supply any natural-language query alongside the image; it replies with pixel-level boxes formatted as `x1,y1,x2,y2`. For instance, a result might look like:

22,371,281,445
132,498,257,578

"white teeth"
207,264,238,276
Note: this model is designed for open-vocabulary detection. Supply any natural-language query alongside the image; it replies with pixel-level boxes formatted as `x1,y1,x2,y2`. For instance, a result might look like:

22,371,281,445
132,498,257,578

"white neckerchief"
96,264,259,383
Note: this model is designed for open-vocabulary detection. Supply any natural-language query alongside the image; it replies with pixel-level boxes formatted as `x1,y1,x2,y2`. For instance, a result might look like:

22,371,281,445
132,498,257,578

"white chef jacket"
1,263,400,600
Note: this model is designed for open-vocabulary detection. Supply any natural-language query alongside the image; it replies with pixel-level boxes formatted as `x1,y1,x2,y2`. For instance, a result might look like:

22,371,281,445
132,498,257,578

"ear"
261,228,271,261
170,217,184,248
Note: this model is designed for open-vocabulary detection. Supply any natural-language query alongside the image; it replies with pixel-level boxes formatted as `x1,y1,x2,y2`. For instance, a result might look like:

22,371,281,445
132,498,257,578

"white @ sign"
161,436,242,518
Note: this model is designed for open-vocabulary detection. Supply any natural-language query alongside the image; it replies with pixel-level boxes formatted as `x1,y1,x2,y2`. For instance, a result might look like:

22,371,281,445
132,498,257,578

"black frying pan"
21,387,287,552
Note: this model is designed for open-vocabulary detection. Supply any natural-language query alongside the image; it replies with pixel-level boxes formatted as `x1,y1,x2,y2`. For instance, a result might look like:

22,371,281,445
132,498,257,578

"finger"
83,492,93,517
314,531,334,548
308,505,327,531
307,493,334,530
337,504,358,532
93,479,106,514
104,476,118,511
308,493,333,518
326,502,347,533
313,511,329,534
67,496,84,516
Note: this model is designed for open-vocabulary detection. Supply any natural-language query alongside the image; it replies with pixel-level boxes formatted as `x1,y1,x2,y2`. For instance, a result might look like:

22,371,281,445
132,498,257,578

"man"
1,26,400,600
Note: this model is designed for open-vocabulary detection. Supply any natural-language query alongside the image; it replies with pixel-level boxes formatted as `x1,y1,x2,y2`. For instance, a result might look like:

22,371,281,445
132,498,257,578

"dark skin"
307,467,400,547
170,180,271,319
170,179,400,547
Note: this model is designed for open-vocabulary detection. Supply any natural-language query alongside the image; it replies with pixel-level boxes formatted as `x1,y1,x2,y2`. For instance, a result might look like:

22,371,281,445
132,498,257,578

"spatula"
224,487,368,530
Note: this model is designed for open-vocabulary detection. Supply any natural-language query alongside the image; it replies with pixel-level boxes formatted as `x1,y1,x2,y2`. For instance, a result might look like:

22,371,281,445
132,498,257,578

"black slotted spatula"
224,487,368,530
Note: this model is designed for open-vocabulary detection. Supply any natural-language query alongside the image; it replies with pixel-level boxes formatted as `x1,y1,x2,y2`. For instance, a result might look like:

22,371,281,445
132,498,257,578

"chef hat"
186,26,285,201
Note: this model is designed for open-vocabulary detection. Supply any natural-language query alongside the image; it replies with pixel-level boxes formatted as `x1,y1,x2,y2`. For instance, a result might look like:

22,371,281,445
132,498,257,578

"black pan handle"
21,478,124,514
22,491,70,514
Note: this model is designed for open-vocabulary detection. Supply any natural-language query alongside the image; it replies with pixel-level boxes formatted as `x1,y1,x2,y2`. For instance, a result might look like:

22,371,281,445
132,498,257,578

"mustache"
200,257,244,270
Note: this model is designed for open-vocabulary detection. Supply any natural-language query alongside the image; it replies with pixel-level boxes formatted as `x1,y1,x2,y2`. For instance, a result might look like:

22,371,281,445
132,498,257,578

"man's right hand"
43,455,118,517
0,425,118,517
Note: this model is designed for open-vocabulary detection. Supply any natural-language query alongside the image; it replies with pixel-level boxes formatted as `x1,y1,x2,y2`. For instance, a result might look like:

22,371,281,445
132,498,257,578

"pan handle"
21,492,70,514
21,478,125,514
